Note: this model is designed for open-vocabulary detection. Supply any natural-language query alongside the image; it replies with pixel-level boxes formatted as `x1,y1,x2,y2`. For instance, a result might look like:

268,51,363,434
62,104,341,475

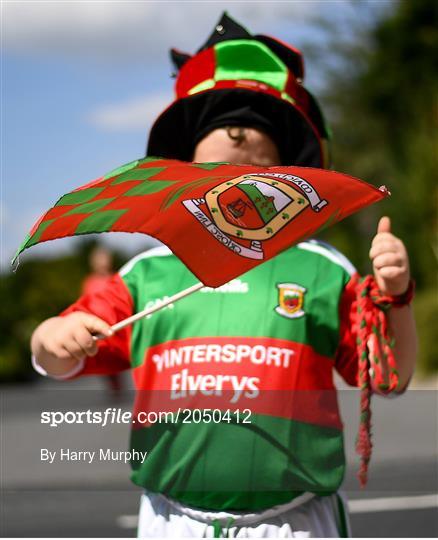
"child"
31,14,417,537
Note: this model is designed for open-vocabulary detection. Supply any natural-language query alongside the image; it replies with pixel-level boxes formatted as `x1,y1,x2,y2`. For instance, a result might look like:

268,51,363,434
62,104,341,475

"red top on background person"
81,245,123,395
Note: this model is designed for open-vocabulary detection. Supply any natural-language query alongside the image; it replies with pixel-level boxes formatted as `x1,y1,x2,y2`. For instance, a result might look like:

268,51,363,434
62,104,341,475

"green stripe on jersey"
130,414,344,511
120,243,351,368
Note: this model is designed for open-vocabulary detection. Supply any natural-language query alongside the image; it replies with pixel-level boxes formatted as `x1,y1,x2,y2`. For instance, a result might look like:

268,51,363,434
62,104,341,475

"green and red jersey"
62,240,361,511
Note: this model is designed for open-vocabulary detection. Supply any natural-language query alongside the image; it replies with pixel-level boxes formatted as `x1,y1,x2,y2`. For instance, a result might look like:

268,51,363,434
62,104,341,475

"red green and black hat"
147,13,330,167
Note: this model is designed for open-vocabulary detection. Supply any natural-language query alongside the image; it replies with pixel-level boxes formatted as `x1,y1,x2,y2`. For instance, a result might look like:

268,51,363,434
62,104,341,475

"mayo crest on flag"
13,157,389,287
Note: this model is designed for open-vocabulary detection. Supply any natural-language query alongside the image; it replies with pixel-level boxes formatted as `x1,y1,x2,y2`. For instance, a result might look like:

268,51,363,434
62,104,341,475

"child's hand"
369,216,410,295
31,312,112,376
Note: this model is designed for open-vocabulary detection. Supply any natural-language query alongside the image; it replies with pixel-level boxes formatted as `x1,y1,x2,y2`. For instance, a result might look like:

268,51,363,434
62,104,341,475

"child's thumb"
377,216,391,234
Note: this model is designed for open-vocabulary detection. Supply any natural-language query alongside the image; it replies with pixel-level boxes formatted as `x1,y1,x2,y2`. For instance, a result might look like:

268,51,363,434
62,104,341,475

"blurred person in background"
82,245,114,296
30,13,417,538
82,245,123,395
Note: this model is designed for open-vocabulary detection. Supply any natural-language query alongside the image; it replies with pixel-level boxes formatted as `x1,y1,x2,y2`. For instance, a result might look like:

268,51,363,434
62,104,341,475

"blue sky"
1,0,392,271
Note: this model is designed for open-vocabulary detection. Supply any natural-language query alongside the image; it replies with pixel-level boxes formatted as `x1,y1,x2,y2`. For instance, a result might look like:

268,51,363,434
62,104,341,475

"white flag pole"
96,281,204,338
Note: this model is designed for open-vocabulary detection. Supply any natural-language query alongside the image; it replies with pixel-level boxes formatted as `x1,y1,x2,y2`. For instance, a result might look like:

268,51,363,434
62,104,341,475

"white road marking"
116,514,139,529
348,493,438,514
116,494,438,529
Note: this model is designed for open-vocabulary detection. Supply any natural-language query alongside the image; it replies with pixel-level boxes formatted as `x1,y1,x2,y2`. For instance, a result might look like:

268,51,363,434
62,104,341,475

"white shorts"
137,490,351,538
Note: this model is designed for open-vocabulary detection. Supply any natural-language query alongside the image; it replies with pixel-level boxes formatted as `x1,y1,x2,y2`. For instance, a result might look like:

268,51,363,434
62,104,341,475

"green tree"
0,240,126,381
314,0,437,372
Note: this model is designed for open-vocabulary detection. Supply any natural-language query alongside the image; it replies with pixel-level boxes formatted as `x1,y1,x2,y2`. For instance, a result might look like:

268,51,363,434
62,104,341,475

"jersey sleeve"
335,271,361,387
60,273,134,377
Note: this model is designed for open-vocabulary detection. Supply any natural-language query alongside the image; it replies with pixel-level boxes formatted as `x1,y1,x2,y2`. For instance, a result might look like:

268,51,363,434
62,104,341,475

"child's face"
193,127,281,167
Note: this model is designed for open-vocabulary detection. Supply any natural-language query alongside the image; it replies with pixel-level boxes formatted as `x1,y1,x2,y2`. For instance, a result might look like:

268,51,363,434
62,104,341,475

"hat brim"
147,88,325,167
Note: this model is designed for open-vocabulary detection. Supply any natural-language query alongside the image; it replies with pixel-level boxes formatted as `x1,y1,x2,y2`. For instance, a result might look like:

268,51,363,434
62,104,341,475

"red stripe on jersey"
131,336,342,429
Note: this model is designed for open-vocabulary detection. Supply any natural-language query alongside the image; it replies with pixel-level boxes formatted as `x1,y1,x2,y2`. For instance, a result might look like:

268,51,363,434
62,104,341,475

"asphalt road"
1,375,437,537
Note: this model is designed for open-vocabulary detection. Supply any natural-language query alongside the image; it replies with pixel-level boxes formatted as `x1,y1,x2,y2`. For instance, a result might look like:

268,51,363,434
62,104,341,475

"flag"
13,157,388,287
